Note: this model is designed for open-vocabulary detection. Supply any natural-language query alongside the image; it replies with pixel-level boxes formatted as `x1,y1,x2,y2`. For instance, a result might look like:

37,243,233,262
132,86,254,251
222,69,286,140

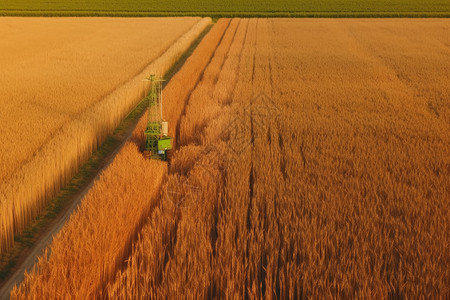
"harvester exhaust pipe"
161,121,169,137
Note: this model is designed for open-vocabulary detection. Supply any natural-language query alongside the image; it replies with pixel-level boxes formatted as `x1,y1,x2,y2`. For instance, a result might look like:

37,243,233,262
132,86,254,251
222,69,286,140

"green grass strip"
1,10,449,18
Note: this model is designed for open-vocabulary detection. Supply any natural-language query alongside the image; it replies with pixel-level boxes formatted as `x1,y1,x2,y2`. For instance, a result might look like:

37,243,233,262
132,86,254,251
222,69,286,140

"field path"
0,120,137,300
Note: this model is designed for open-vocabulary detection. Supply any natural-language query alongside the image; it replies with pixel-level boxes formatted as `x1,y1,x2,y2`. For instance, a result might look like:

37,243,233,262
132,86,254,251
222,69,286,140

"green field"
1,0,449,17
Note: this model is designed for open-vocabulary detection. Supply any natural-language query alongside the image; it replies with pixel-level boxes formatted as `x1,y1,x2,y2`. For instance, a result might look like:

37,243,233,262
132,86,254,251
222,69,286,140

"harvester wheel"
166,149,173,164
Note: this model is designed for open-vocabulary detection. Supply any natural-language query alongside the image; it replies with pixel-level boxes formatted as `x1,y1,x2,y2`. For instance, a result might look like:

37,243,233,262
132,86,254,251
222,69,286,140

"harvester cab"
143,75,173,161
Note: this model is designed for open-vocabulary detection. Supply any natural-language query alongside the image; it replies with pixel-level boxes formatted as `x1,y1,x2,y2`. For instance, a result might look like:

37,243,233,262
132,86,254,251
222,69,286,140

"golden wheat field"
0,17,212,254
11,18,450,298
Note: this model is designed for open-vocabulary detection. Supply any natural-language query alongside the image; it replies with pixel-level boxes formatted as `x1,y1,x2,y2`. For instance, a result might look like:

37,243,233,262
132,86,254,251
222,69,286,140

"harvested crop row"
10,19,230,299
0,17,211,254
132,18,232,149
109,18,449,298
107,18,247,298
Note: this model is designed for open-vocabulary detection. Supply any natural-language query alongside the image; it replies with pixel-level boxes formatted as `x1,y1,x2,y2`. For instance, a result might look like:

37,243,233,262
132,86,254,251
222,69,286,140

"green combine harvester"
143,75,173,160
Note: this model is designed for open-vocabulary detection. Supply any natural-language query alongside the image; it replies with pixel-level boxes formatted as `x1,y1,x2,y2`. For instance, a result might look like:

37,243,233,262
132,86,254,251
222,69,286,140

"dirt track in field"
0,104,139,300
